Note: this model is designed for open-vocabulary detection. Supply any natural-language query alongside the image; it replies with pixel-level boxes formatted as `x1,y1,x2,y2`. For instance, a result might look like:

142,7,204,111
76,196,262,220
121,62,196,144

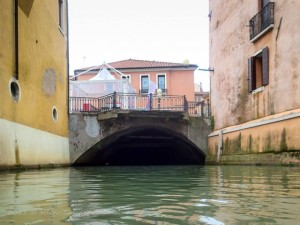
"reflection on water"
0,166,300,224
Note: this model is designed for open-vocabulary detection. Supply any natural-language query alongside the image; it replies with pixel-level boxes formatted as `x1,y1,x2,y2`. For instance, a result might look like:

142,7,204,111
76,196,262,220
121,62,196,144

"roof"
75,59,198,73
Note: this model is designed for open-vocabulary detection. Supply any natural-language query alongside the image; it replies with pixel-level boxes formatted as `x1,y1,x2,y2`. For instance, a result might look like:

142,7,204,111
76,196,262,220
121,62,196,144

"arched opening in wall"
74,127,206,166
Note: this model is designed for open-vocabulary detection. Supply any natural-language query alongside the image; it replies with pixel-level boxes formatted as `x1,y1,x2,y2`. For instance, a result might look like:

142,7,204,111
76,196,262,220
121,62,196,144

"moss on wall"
248,134,253,153
263,132,272,152
224,133,242,154
280,128,288,151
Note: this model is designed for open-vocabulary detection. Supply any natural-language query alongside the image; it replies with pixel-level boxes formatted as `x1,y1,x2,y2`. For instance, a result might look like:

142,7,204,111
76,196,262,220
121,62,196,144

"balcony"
249,2,274,42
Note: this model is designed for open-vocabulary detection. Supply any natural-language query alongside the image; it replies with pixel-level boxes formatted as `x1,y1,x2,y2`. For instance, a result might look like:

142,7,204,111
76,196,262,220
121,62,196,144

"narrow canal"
0,165,299,225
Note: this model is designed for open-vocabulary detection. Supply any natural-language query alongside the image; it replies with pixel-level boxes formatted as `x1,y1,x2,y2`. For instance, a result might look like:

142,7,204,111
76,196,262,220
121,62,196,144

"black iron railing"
249,2,274,41
69,92,210,116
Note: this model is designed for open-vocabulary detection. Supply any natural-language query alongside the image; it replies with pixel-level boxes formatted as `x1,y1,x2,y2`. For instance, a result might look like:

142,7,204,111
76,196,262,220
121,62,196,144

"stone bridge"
69,110,211,166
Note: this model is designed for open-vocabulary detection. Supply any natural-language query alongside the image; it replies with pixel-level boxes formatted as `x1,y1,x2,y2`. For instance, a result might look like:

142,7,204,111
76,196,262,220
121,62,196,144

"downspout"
66,0,70,113
15,0,19,80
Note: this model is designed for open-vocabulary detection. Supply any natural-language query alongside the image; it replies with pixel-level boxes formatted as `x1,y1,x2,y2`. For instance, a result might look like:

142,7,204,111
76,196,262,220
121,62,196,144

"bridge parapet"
69,92,210,117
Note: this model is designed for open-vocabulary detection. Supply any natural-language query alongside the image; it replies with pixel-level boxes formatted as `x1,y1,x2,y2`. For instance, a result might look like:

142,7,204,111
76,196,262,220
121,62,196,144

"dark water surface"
0,166,299,225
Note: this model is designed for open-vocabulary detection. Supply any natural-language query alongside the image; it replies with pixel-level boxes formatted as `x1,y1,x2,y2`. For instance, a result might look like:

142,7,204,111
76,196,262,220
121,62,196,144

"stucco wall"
77,68,196,101
209,0,300,130
208,0,300,164
0,1,69,167
207,110,300,165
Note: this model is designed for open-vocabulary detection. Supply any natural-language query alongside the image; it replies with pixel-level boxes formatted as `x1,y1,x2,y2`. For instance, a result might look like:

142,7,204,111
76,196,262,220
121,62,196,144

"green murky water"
0,166,299,225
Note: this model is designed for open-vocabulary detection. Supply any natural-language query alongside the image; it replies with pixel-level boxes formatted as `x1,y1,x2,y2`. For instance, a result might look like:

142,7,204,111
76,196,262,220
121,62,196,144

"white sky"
68,0,210,91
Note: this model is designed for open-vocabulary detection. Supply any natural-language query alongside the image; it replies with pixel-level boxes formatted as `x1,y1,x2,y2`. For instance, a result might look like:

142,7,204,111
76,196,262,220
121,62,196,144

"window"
157,74,166,93
248,47,269,92
140,75,149,94
58,0,63,29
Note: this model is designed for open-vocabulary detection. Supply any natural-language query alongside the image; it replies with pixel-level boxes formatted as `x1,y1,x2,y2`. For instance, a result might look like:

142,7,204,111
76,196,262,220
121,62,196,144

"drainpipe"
217,130,223,164
15,0,19,80
66,0,70,113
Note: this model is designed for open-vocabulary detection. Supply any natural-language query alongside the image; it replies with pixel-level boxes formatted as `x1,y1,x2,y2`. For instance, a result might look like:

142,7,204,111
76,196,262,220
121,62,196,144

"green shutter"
262,47,269,86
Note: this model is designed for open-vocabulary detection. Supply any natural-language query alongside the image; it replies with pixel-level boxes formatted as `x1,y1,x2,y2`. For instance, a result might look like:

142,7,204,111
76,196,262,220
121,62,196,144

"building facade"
208,0,300,165
0,0,70,167
74,59,198,102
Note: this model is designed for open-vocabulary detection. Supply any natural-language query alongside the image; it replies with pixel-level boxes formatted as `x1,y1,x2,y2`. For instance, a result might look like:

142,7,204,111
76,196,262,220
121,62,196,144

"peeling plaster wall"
207,111,300,166
209,0,300,129
209,0,253,129
208,0,300,164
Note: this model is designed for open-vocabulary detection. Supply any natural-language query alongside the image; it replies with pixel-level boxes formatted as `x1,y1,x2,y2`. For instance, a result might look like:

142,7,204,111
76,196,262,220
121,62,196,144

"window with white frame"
157,74,166,93
140,75,149,94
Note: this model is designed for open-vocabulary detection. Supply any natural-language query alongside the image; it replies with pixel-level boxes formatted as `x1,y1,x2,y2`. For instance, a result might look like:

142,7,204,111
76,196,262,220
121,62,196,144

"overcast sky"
68,0,210,90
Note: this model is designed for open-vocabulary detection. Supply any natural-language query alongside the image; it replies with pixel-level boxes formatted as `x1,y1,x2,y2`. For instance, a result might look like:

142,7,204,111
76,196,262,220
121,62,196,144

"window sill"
252,86,264,94
250,24,274,43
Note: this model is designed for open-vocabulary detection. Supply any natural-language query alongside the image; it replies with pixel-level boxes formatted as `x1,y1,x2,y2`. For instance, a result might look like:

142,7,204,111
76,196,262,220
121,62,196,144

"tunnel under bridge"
69,110,211,166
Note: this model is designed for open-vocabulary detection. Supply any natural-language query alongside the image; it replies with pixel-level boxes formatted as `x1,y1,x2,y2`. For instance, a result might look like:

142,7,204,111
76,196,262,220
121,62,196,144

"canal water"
0,165,299,225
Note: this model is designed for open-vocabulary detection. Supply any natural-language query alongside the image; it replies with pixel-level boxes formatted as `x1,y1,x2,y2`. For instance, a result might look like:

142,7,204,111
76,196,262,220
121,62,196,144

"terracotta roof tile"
75,59,198,72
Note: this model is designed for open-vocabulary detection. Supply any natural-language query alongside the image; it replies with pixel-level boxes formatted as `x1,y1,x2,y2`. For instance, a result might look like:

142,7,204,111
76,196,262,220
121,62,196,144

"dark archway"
74,126,206,166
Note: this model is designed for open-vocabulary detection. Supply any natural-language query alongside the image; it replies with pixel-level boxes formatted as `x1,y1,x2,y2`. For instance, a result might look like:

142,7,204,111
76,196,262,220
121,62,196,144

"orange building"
73,59,198,101
208,0,300,165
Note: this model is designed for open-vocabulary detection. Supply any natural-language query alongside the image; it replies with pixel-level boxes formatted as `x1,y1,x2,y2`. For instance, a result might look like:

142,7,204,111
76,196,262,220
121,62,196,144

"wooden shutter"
262,0,270,8
262,47,269,86
248,57,255,92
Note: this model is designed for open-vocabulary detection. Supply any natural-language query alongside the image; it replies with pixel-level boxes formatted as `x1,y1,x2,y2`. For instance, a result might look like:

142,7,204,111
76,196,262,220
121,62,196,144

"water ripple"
1,166,300,224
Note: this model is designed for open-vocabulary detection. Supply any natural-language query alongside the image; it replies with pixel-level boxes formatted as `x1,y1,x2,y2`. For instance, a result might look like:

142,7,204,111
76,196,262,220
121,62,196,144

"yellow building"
208,0,300,165
0,0,70,167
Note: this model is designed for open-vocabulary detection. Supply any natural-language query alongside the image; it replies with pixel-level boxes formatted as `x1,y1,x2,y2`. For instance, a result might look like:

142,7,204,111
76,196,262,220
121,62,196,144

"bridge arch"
74,125,206,166
69,111,210,166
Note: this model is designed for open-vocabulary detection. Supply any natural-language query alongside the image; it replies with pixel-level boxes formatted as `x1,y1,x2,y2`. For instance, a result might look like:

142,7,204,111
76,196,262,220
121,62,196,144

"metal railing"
69,92,210,116
187,101,211,117
139,89,168,95
249,2,274,41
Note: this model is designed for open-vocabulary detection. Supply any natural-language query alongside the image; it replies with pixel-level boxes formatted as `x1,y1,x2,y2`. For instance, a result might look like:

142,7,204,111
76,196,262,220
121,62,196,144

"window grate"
249,2,274,41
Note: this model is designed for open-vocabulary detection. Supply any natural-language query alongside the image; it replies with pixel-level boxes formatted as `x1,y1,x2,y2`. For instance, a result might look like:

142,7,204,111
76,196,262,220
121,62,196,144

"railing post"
113,91,117,109
149,93,153,110
183,95,188,112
